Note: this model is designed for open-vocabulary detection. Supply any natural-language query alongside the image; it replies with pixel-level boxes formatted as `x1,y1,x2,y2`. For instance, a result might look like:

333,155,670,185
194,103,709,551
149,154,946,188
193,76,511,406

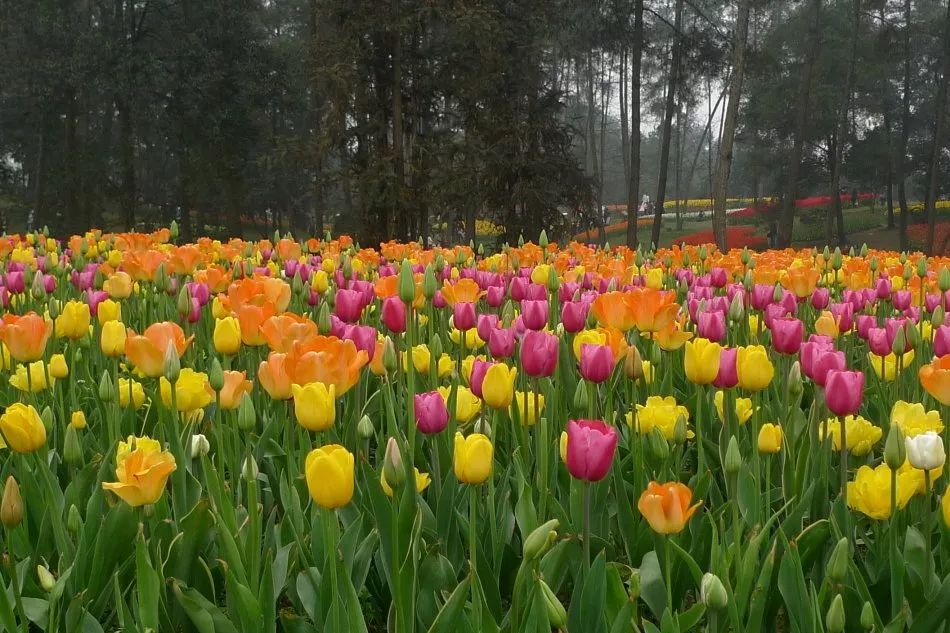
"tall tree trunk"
898,0,912,251
777,0,822,247
392,0,406,241
880,5,896,230
309,0,325,239
925,0,950,254
586,51,604,244
64,86,80,235
626,0,643,249
712,0,751,251
652,0,684,248
32,120,47,233
674,101,685,230
619,47,629,186
830,0,859,246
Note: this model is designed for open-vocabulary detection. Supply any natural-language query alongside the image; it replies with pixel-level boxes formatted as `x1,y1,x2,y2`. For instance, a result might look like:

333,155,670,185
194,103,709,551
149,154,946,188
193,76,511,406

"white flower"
905,431,946,471
189,434,210,459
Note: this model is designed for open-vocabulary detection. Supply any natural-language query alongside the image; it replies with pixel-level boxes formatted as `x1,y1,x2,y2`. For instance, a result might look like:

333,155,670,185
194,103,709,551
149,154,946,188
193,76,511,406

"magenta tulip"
488,327,516,358
866,327,890,356
710,267,728,288
813,350,846,387
522,299,548,331
751,284,774,310
414,391,449,434
476,314,500,343
510,277,529,302
343,324,378,360
469,359,494,398
800,339,834,380
520,330,558,377
875,277,892,299
335,288,365,323
381,295,407,333
697,310,726,342
579,344,615,383
486,285,505,307
926,293,943,313
892,290,912,311
453,302,477,331
565,420,619,482
824,370,865,416
561,301,589,333
885,318,912,352
764,304,790,330
525,283,547,301
770,317,803,354
854,314,876,340
713,347,739,389
829,303,854,333
935,325,950,357
811,288,830,310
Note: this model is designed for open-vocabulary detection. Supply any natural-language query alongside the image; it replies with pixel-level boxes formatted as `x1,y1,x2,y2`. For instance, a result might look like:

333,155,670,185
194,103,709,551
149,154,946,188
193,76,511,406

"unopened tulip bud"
423,264,438,299
37,565,55,592
629,568,641,600
242,456,259,481
398,259,415,305
905,320,921,348
237,393,256,432
741,247,750,265
40,406,53,434
918,256,929,279
701,573,728,610
827,537,850,583
190,434,210,459
941,267,950,293
67,504,81,533
572,380,589,413
699,245,708,261
788,361,803,397
870,256,879,272
169,220,179,241
647,427,669,461
430,333,443,361
848,246,855,258
357,414,375,439
903,263,912,281
673,415,688,445
831,247,843,271
1,476,23,528
743,270,754,291
546,264,559,292
163,342,180,383
98,369,115,402
725,436,742,475
382,337,398,373
890,329,906,357
538,229,549,249
934,305,946,327
860,243,868,257
31,271,46,299
382,437,405,489
48,297,61,320
728,292,745,322
176,285,191,318
539,579,567,628
342,255,353,280
826,594,845,633
474,417,492,439
317,302,332,334
884,423,906,470
624,347,644,380
523,519,559,561
63,425,83,466
773,283,784,303
208,358,224,392
860,602,874,631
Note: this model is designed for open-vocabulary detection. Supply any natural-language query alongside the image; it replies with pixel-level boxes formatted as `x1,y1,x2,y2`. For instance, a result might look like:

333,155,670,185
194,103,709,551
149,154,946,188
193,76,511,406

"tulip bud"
208,358,225,392
788,361,803,397
700,573,728,610
474,417,492,438
398,259,415,305
905,320,921,348
163,342,180,383
572,380,589,414
67,504,82,533
176,285,191,318
169,220,179,241
673,414,688,445
725,436,742,475
848,246,855,258
890,328,906,357
538,229,549,249
48,297,61,320
884,423,906,470
623,347,644,380
37,565,56,592
98,369,116,402
743,270,754,291
357,414,375,439
826,537,850,583
728,292,745,323
831,247,843,271
423,264,438,300
628,568,641,600
522,519,559,561
63,425,83,466
430,333,443,362
741,247,750,265
242,455,259,481
382,337,398,373
917,256,929,279
237,393,256,431
382,437,405,489
539,579,567,628
1,476,23,528
699,245,708,261
40,406,53,434
342,255,353,280
501,301,515,327
903,263,912,281
317,302,332,334
826,594,845,633
647,427,669,461
860,602,874,631
860,243,868,257
941,267,950,293
870,256,879,272
31,271,46,299
546,264,559,292
934,305,946,328
190,434,210,459
773,283,784,303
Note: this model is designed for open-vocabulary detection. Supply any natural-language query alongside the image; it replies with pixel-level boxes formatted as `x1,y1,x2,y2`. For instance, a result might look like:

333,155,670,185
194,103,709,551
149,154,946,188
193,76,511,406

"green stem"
2,547,29,633
583,481,592,574
925,469,933,594
325,509,343,632
664,536,674,618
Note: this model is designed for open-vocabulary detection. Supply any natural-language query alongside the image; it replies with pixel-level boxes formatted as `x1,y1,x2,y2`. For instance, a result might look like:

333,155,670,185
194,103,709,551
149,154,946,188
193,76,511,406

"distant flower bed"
662,197,769,210
572,218,653,242
679,225,766,248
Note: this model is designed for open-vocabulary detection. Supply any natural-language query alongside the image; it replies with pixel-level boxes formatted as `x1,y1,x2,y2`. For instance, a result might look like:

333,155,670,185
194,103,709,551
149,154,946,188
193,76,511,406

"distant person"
851,188,858,207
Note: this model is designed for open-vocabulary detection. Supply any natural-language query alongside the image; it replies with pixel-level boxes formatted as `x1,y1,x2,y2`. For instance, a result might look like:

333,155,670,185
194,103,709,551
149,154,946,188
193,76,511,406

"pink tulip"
486,285,505,307
5,271,24,294
343,324,377,360
751,284,774,310
414,391,449,435
697,310,726,342
770,317,803,354
829,303,853,333
565,420,618,482
469,359,494,398
779,291,798,315
800,339,835,379
381,295,407,333
926,293,943,313
520,330,558,377
764,304,790,330
335,288,365,323
854,314,876,340
433,290,447,308
525,283,547,301
713,348,739,389
813,350,846,387
561,301,589,333
579,344,614,383
187,282,211,306
710,267,728,288
892,290,912,311
875,277,892,299
510,277,529,302
86,290,109,315
885,318,912,352
453,302,477,331
559,282,580,303
476,314,500,343
811,288,830,310
488,327,516,358
522,299,548,331
824,370,865,416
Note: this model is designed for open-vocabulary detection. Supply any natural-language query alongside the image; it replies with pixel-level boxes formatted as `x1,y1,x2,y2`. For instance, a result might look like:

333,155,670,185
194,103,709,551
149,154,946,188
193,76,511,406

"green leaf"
776,533,812,633
171,581,240,633
568,551,607,633
907,573,950,633
135,530,160,632
640,550,666,620
427,575,472,633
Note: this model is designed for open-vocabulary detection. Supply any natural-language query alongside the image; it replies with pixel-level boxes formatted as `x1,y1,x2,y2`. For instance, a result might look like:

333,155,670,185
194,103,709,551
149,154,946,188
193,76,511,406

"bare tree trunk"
925,0,950,254
898,0,912,251
674,102,685,230
828,0,859,246
625,0,643,249
392,0,405,241
777,0,821,247
586,51,604,244
32,121,47,232
619,47,630,186
712,0,751,250
652,0,684,248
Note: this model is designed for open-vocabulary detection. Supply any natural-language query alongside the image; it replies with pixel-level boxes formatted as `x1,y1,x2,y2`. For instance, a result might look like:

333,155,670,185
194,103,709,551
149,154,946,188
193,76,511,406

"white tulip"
905,431,946,471
190,433,210,459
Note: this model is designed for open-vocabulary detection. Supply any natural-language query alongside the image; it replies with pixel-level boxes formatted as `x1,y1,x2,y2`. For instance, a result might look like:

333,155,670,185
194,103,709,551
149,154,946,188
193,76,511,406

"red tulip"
579,344,614,383
770,317,803,355
520,330,558,377
565,419,618,482
414,391,449,434
824,370,864,416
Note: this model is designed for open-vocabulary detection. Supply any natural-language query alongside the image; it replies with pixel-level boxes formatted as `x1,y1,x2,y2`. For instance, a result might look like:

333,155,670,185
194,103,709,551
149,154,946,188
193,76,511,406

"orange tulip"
261,313,318,353
219,370,253,409
627,288,680,333
440,278,485,306
258,352,294,400
101,436,177,507
167,245,204,275
121,249,166,281
637,481,702,534
287,336,368,395
654,322,694,351
125,322,192,377
784,267,820,298
0,313,52,362
369,339,387,376
591,291,637,332
236,303,277,346
920,355,950,405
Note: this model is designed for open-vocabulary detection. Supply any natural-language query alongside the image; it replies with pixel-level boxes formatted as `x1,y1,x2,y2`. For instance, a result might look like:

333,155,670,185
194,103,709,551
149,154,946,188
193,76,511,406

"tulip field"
3,228,950,633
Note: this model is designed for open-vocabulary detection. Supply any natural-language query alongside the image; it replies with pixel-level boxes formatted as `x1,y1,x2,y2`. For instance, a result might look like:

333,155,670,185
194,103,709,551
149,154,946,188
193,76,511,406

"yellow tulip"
454,432,493,484
869,350,915,382
291,382,336,431
531,264,552,285
736,345,774,391
103,272,133,299
101,320,128,357
645,268,664,290
572,329,606,361
482,364,517,410
56,300,91,340
70,410,87,430
891,400,944,437
848,463,917,520
437,386,482,424
119,378,147,410
0,403,46,453
714,390,754,425
559,431,568,463
101,436,177,507
9,361,53,392
629,396,692,439
380,468,431,497
449,328,484,349
684,338,721,385
757,423,783,454
814,311,840,339
511,391,545,426
305,444,354,509
97,299,122,324
311,270,330,294
214,317,242,356
160,368,214,413
819,416,882,456
49,354,68,379
409,345,432,375
212,296,229,319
